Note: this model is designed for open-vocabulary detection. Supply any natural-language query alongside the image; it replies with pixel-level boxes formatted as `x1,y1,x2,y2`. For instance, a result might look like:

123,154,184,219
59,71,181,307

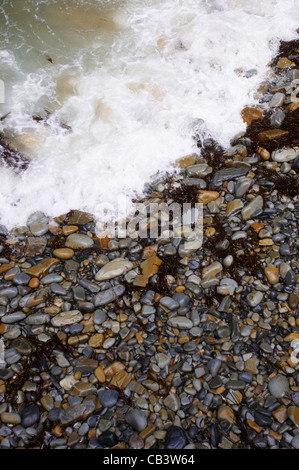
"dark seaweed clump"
0,134,29,172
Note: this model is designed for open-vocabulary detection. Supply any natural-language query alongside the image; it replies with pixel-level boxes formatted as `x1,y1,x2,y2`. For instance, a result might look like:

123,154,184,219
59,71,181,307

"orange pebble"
29,277,39,288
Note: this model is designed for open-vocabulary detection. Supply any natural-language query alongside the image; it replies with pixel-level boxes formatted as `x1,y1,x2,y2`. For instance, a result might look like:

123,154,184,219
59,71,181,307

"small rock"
125,409,147,432
268,374,290,398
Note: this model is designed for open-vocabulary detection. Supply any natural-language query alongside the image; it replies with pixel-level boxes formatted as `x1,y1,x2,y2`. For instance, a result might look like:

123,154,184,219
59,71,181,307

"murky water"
0,0,297,229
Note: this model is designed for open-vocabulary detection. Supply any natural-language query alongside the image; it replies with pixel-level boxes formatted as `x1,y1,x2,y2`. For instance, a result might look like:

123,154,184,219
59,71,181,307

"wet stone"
51,310,83,327
12,272,30,285
210,166,249,189
269,92,285,108
51,283,67,295
164,394,181,412
159,296,179,311
98,389,119,408
268,375,290,399
167,317,193,329
5,348,21,364
95,258,133,281
208,358,222,377
270,110,285,128
241,195,263,220
165,426,188,449
21,405,40,428
125,409,147,432
40,273,64,284
1,312,26,324
247,291,263,307
25,313,50,325
65,233,94,250
272,147,299,162
94,284,125,306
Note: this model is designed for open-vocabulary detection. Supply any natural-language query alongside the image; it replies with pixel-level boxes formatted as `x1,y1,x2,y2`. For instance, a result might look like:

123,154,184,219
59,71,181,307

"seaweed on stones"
203,213,261,283
0,134,29,172
255,166,299,199
198,138,227,170
274,37,299,67
47,233,67,250
23,420,52,449
218,392,259,449
155,254,182,295
0,236,14,260
3,330,75,409
146,370,172,397
252,347,293,377
245,107,299,153
163,176,200,208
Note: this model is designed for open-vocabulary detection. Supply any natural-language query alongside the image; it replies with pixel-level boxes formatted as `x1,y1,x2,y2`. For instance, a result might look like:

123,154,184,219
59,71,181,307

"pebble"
53,248,74,259
164,394,181,412
65,233,94,249
95,258,133,281
272,147,299,162
247,291,263,307
268,375,290,399
51,310,83,327
94,285,126,306
97,389,119,408
21,405,40,428
165,426,188,449
125,409,147,432
264,266,279,285
241,195,263,220
167,317,193,329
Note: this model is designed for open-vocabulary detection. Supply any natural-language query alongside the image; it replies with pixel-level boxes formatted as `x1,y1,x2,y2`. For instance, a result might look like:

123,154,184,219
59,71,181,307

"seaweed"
3,330,75,409
155,254,182,295
0,134,29,172
274,36,299,67
255,166,299,199
163,176,200,207
245,107,299,154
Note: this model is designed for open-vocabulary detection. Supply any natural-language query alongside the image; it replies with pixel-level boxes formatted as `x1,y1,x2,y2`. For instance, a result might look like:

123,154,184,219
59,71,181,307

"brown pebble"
272,405,288,424
29,277,39,288
0,380,5,394
62,225,79,236
287,406,299,427
94,366,106,383
264,266,279,285
241,106,262,126
257,147,270,160
88,333,104,348
53,248,74,259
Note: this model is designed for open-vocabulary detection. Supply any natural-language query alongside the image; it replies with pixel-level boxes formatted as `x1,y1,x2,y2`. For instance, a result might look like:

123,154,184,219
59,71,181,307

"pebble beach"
0,33,298,451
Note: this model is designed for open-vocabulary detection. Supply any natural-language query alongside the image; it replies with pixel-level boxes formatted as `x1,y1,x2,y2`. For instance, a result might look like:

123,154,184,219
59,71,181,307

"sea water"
0,0,297,229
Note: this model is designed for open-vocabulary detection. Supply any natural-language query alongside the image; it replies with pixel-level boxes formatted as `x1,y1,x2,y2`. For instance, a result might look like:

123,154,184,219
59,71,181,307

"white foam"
0,0,298,229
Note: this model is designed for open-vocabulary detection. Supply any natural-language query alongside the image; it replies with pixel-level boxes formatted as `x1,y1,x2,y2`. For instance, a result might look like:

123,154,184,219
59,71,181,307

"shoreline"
0,35,298,449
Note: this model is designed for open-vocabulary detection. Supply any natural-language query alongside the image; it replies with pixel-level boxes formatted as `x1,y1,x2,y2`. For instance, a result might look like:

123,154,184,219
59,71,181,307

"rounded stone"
51,310,83,327
125,409,147,432
97,389,119,408
95,258,133,281
21,405,40,428
268,374,290,399
53,248,75,259
264,266,279,285
165,426,188,449
247,291,263,307
167,317,193,329
164,394,181,412
65,233,94,250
